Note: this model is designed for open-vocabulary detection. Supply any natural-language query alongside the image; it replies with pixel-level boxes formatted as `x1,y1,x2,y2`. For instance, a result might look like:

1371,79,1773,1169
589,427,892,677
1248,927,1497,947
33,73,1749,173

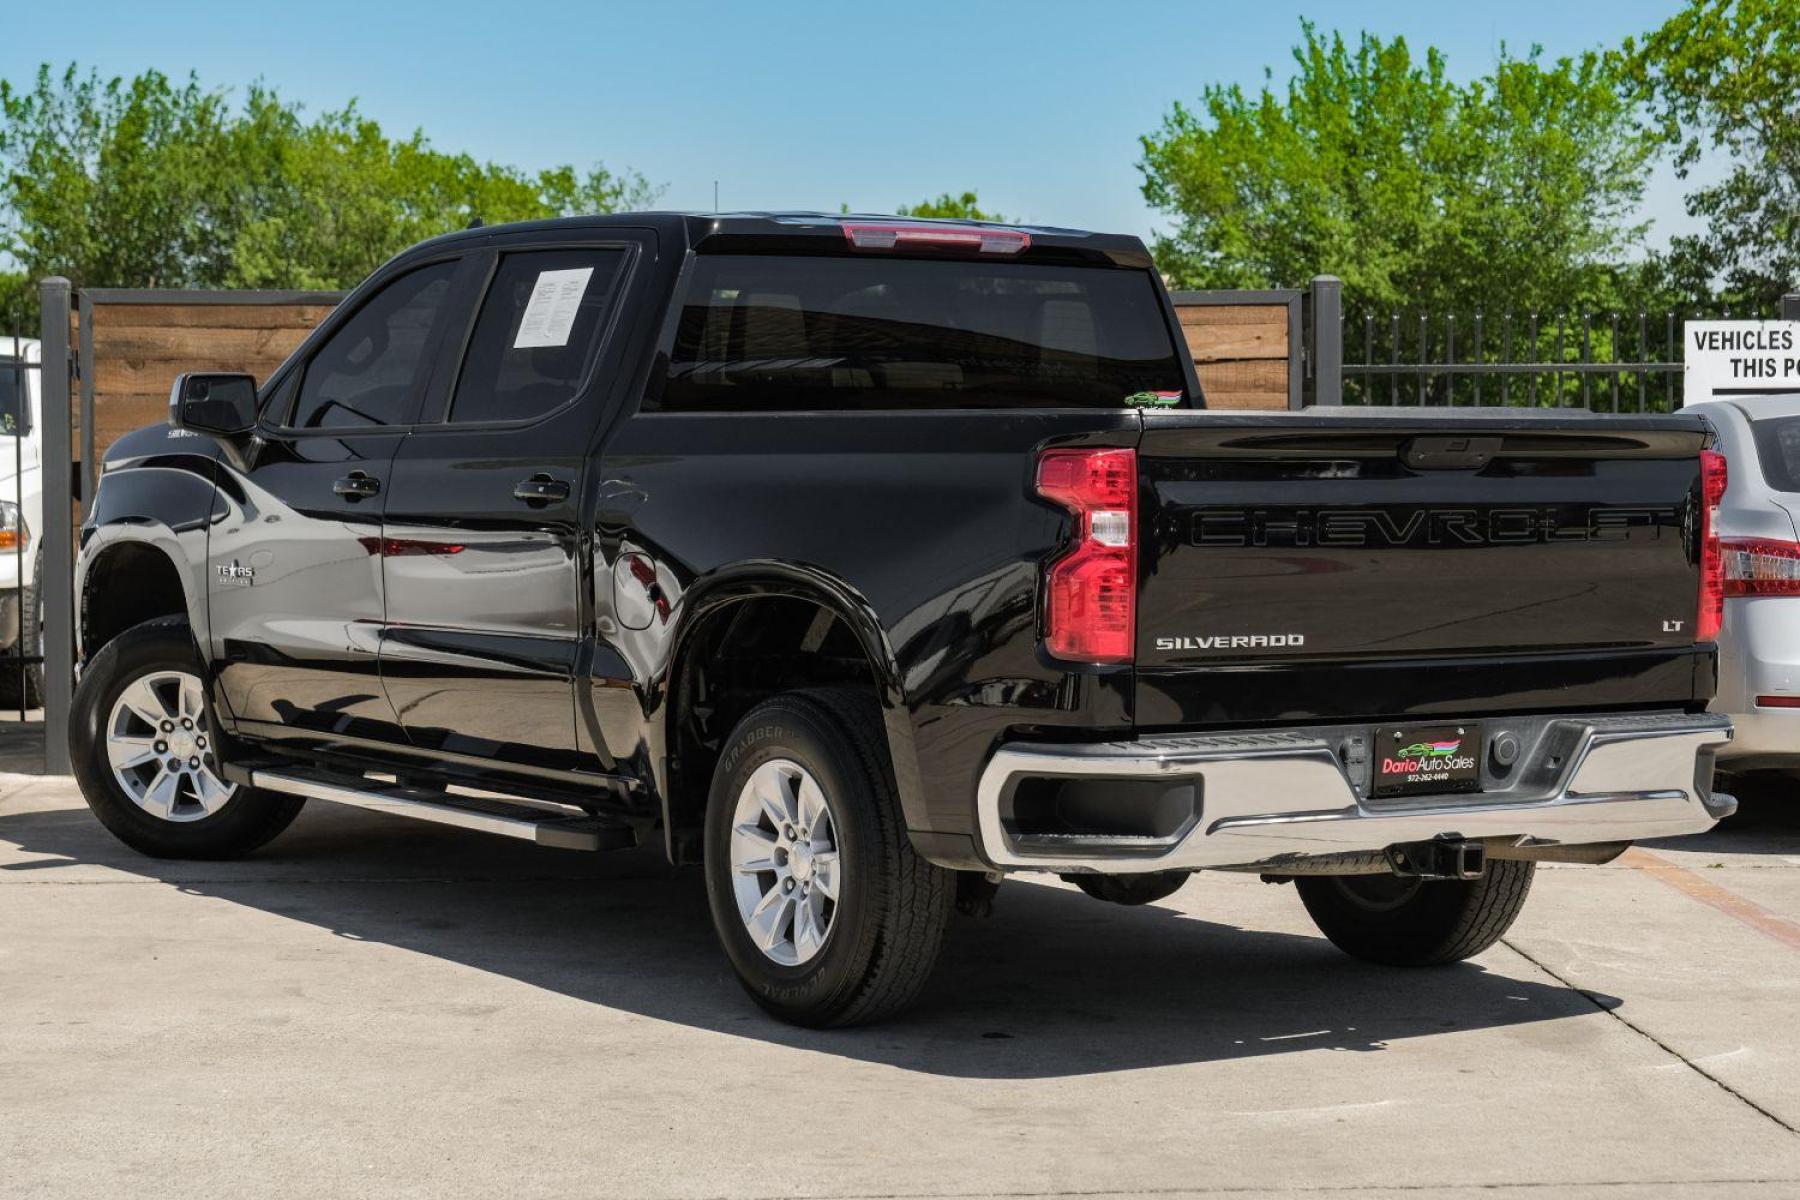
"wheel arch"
77,462,219,664
656,561,926,863
77,525,206,665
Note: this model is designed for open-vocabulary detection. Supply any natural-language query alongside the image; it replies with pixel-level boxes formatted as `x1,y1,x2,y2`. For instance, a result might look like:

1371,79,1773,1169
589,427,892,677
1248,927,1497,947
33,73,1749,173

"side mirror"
169,373,258,436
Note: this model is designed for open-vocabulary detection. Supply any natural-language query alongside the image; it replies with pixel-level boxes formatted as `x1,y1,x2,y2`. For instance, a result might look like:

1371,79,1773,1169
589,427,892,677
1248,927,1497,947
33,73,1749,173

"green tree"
895,190,1009,221
0,67,232,291
215,91,656,288
1138,23,1658,316
0,270,28,332
0,64,659,292
1622,0,1800,314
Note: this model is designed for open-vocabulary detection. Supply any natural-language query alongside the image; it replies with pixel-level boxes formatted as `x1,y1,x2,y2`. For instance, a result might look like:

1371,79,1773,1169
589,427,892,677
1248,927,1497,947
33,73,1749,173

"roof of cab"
405,210,1153,263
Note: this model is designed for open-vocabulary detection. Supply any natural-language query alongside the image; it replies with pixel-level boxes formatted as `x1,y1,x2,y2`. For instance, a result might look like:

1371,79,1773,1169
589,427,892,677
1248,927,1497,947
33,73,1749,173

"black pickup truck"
70,212,1733,1026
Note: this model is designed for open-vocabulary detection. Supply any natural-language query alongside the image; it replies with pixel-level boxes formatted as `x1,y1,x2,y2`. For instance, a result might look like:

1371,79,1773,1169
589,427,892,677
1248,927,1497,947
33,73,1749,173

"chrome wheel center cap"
167,729,199,758
789,839,815,884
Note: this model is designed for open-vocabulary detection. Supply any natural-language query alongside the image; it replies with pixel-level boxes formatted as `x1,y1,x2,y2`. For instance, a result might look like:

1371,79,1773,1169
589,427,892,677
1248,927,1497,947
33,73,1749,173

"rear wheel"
71,616,304,859
703,688,954,1027
1295,861,1535,966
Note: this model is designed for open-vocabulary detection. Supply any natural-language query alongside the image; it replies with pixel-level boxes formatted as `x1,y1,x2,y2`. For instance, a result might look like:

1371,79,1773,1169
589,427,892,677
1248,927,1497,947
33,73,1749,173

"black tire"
1063,870,1191,906
70,615,304,859
703,687,954,1027
1295,861,1535,966
0,547,44,710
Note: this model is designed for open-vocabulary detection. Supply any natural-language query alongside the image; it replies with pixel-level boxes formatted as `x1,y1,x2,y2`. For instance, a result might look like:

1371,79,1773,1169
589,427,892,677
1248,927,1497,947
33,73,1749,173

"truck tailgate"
1134,409,1712,725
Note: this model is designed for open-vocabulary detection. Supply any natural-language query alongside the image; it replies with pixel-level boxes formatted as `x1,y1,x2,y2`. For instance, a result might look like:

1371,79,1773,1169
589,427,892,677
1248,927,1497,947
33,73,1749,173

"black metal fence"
1307,275,1800,410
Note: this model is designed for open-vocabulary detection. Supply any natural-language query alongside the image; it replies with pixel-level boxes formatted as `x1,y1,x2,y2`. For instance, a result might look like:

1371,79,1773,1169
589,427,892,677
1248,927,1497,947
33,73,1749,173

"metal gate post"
1310,275,1344,406
1783,292,1800,322
78,291,95,506
38,278,73,773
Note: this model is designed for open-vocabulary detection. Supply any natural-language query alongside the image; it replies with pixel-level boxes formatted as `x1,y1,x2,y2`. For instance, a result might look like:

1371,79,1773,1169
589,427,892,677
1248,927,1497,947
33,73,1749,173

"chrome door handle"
513,476,571,504
333,472,381,500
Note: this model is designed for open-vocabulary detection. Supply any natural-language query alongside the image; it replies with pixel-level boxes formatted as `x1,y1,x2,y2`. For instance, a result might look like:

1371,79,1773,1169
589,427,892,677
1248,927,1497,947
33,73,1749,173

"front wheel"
70,615,304,859
1295,861,1535,966
0,547,44,710
703,688,954,1027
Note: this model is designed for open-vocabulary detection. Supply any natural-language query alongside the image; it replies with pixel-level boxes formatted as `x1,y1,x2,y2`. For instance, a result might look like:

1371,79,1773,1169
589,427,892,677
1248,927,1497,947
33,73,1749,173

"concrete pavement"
0,719,44,774
3,771,1799,1199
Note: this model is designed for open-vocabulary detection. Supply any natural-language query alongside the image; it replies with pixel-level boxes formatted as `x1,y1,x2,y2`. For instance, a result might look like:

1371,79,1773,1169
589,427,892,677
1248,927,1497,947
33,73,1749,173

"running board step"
250,769,634,851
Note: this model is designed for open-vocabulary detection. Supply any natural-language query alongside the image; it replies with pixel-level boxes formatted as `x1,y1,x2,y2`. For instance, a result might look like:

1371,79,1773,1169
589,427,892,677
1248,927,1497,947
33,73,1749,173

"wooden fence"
1169,289,1303,411
76,289,342,485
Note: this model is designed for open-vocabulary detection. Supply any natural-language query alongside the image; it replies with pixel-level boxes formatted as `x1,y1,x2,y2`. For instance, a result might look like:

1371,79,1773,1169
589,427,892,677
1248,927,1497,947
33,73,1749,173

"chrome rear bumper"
975,713,1734,875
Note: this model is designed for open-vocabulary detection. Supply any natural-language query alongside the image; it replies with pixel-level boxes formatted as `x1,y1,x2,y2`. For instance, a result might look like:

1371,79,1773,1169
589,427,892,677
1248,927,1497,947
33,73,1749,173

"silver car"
1691,395,1800,779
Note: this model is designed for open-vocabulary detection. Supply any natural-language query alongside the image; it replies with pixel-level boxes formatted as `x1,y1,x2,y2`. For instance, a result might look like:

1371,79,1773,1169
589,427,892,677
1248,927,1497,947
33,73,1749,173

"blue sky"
8,0,1702,251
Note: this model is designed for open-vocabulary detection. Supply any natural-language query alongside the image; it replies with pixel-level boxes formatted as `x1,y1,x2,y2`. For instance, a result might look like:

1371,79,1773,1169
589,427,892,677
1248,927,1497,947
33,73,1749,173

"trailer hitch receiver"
1386,838,1486,880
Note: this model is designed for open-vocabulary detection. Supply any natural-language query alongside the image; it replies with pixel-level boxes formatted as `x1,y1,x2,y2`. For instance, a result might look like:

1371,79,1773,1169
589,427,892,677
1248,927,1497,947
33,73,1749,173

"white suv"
1690,395,1800,782
0,336,43,708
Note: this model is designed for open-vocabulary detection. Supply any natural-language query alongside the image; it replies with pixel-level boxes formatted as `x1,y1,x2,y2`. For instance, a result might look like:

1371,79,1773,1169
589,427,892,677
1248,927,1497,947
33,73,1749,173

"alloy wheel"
729,758,841,966
105,670,236,822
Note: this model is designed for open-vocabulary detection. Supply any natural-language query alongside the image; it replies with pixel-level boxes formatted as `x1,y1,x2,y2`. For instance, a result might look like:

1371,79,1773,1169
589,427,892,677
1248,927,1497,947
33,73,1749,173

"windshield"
1750,413,1800,493
662,253,1186,411
0,359,24,436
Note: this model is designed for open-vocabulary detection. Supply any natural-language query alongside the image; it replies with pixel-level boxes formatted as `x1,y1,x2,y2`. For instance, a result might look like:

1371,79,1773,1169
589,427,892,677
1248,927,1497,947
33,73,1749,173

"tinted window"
0,358,22,435
290,261,457,430
1751,414,1800,492
448,249,626,424
661,254,1185,411
260,371,297,424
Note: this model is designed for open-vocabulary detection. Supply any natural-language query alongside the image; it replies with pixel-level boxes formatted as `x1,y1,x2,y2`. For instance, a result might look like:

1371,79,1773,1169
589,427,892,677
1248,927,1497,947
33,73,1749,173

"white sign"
1684,320,1800,406
513,267,595,348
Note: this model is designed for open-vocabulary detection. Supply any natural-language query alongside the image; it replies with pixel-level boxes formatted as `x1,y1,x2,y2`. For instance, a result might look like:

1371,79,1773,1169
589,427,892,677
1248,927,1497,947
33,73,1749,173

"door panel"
380,241,639,773
377,457,586,769
210,257,466,744
209,431,404,741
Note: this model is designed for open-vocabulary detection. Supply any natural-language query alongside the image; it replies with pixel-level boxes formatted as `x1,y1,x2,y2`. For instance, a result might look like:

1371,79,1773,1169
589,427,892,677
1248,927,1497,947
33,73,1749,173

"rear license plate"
1372,723,1482,798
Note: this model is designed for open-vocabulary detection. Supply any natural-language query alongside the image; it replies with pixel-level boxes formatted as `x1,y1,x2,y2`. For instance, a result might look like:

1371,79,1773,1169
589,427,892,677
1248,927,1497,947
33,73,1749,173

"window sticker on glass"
513,267,595,348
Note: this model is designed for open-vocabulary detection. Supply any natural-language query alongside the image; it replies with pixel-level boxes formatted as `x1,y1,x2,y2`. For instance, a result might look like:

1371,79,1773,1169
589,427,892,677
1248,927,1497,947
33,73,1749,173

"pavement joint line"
683,1178,1800,1199
1573,860,1800,870
0,874,648,885
1501,936,1800,1138
1622,847,1800,950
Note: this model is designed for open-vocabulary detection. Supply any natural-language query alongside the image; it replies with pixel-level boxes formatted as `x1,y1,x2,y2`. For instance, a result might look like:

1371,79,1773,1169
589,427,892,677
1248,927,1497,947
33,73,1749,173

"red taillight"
1697,449,1727,642
1756,695,1800,708
1036,448,1136,664
1722,537,1800,596
840,222,1030,256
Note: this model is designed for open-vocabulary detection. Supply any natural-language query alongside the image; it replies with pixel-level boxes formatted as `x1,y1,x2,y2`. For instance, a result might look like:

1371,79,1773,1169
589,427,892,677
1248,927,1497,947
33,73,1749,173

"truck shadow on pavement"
0,796,1616,1079
1658,784,1800,858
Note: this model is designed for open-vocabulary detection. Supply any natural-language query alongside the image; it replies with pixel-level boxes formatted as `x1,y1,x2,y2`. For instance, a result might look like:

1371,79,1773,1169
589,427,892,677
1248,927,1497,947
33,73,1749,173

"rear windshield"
660,253,1186,411
1751,414,1800,492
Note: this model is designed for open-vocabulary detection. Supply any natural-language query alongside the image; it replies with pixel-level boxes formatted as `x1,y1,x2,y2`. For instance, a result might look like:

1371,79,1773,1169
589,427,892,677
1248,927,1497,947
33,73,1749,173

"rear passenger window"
1752,415,1800,493
290,261,458,430
659,253,1185,412
448,249,627,424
